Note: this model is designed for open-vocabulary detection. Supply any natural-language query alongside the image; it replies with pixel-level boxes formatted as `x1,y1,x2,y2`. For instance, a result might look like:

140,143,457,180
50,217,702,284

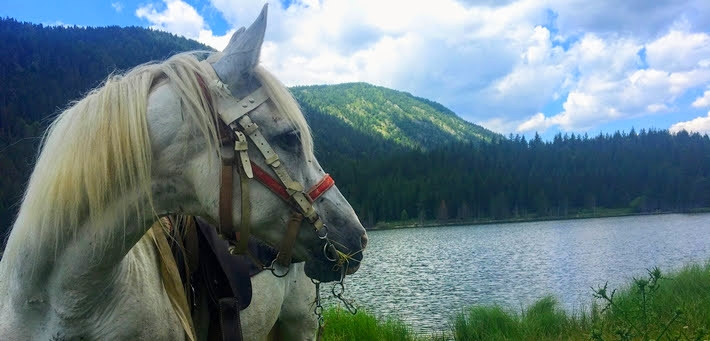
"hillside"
0,19,495,235
0,19,212,233
292,83,500,153
1,20,709,237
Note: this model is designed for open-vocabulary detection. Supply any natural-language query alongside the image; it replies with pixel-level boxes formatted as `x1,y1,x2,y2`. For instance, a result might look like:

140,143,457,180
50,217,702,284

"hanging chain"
310,239,357,340
312,278,324,327
331,266,358,314
332,281,358,314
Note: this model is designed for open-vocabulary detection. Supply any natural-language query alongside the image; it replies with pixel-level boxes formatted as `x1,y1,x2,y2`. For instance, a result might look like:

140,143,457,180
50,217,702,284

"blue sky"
3,0,710,139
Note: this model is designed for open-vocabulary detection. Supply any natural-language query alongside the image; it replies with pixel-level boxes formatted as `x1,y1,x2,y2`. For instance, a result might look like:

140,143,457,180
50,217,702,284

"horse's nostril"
361,233,368,250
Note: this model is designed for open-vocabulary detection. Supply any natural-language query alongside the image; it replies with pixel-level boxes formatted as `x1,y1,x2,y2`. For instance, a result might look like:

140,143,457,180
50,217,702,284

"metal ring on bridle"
332,282,345,296
266,258,290,277
323,242,338,262
332,280,358,314
317,224,329,240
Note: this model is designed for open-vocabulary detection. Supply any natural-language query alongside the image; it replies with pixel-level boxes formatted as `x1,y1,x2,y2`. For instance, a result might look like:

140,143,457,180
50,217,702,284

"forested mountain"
0,19,212,233
337,130,710,225
0,19,499,235
292,83,500,154
1,19,709,240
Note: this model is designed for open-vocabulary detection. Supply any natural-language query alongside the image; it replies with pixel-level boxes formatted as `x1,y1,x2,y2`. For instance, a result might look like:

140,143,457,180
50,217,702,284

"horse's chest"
93,239,185,340
0,243,184,340
51,239,185,340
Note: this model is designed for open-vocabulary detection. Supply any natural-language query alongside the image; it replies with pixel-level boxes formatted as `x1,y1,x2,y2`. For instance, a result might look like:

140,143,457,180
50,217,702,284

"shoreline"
366,207,710,231
323,261,710,340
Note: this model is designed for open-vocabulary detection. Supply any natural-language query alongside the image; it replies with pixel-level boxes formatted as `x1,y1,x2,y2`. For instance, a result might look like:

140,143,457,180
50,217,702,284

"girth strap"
218,298,243,341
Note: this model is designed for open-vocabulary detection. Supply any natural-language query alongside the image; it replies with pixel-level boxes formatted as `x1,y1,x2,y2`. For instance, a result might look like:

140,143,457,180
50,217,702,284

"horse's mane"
8,52,313,265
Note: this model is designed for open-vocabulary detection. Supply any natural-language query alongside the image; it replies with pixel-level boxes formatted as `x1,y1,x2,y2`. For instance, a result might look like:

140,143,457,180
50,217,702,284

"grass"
452,296,592,340
321,307,424,341
322,262,710,340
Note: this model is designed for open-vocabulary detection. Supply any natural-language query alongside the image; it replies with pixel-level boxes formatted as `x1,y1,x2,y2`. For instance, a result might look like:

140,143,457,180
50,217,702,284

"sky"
3,0,710,139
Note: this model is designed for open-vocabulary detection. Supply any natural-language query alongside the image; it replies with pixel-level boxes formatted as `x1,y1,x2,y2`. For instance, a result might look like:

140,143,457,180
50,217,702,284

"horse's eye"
276,130,301,149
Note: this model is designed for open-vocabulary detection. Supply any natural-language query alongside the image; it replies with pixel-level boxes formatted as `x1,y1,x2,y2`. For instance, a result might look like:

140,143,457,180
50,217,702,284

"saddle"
159,215,288,341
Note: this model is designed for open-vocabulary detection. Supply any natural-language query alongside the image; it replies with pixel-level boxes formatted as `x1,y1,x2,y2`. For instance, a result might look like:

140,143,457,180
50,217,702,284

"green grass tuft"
323,262,710,340
322,307,422,341
453,305,521,340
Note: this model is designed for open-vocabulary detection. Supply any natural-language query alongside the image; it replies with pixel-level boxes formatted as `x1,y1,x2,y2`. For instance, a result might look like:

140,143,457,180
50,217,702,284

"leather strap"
251,161,290,201
235,161,250,254
275,213,303,267
219,145,235,239
251,162,334,203
307,174,335,201
196,62,337,272
218,297,243,341
215,87,270,125
182,217,200,278
195,217,253,309
234,131,253,179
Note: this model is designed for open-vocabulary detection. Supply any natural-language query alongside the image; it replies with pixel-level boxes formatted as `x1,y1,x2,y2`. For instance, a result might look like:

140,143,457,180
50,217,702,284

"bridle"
196,61,339,275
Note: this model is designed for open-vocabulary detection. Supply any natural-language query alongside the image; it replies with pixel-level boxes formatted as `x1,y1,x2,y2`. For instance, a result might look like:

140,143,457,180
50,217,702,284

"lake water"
331,213,710,333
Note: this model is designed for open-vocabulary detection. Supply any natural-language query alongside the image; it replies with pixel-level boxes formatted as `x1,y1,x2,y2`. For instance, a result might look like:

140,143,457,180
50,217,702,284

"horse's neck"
1,188,155,304
0,207,185,339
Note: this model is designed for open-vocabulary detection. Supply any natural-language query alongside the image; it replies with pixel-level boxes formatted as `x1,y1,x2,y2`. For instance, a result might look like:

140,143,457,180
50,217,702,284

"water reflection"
332,214,710,333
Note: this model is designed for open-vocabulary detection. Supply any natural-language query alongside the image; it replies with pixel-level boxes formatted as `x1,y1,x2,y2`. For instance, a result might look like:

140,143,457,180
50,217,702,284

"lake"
332,213,710,333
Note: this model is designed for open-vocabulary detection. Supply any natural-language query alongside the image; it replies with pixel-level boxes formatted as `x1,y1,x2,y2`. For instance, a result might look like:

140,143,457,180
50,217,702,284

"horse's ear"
212,4,267,90
226,26,246,47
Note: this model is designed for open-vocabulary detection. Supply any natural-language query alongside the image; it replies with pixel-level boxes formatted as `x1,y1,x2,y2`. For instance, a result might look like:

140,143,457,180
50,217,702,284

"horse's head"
147,5,366,282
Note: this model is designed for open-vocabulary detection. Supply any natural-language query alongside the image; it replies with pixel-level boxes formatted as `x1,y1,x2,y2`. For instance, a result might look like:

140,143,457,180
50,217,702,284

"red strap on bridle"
251,161,290,200
307,173,335,201
250,161,334,202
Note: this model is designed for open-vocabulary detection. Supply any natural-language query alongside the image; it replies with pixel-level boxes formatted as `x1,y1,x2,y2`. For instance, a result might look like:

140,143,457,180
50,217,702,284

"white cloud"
647,104,669,113
693,90,710,108
111,2,123,13
136,0,207,39
517,113,553,132
134,0,710,135
136,0,234,50
646,30,710,72
670,111,710,135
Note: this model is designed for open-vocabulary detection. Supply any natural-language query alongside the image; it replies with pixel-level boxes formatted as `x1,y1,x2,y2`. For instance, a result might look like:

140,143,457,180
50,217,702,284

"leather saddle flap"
195,217,253,309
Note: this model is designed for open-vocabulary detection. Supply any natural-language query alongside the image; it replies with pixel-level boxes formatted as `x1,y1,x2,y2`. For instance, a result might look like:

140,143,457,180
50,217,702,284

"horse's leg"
241,270,286,340
276,263,319,341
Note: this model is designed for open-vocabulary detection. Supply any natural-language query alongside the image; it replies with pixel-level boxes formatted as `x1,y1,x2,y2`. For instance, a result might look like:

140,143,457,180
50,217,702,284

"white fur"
0,51,363,339
240,264,319,340
0,7,366,337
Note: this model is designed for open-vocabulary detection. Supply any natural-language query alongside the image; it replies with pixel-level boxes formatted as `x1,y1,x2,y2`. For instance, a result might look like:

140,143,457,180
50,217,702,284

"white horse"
0,5,366,340
240,263,319,340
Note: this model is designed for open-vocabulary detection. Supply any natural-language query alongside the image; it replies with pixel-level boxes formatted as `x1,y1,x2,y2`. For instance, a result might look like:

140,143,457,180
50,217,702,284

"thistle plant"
590,267,704,341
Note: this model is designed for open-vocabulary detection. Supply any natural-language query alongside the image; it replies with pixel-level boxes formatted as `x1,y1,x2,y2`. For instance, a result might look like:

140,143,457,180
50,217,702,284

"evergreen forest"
1,19,709,243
